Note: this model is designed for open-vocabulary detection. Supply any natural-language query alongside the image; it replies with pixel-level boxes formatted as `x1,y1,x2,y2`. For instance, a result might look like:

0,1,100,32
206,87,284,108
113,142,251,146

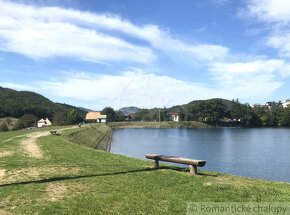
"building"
265,102,275,109
168,112,179,122
85,111,107,123
85,111,101,120
97,115,107,123
282,100,290,108
37,118,52,128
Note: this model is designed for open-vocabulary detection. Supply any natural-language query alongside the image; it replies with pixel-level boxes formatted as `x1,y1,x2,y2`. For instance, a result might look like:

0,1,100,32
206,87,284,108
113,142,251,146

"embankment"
62,123,112,151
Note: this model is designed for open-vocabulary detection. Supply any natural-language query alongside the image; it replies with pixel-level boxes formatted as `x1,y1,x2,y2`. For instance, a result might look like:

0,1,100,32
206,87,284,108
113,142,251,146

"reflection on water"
111,128,290,182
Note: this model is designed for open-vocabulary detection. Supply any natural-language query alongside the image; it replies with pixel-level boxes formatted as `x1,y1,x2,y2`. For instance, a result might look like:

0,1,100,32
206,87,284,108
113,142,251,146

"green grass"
109,121,209,128
62,123,110,149
0,125,289,214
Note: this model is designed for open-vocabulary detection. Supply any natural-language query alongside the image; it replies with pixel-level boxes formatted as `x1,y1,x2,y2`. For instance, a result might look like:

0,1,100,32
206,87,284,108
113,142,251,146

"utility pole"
159,108,160,123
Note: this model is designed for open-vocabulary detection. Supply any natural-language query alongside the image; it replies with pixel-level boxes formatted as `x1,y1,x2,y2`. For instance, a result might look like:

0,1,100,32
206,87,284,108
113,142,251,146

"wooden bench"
145,154,206,175
50,130,57,135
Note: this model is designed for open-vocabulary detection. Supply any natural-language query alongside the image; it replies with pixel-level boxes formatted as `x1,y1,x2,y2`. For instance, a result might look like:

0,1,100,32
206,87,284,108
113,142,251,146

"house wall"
173,115,179,122
37,122,45,128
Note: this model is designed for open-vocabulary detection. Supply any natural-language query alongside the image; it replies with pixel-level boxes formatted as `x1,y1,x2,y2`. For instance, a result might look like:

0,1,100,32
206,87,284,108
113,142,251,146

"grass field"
109,121,209,129
0,124,289,214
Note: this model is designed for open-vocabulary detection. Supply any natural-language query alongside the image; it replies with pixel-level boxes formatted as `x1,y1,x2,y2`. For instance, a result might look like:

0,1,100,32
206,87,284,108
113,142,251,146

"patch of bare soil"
21,131,50,158
0,169,6,180
46,183,68,202
0,152,12,158
0,208,11,215
0,166,81,185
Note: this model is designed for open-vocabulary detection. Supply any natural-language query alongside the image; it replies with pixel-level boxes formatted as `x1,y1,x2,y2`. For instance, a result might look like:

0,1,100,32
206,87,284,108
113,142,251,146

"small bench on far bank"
50,130,57,135
145,154,206,175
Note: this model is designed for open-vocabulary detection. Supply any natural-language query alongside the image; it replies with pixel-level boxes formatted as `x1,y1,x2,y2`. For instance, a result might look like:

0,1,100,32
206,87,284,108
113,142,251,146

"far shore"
108,121,210,129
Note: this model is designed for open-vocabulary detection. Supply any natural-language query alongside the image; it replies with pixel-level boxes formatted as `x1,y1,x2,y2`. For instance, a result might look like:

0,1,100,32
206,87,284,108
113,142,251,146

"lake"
111,128,290,182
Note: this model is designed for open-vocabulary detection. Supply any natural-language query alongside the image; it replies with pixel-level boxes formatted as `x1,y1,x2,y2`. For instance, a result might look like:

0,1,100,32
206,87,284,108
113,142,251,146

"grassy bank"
62,123,111,150
0,125,289,214
109,121,209,129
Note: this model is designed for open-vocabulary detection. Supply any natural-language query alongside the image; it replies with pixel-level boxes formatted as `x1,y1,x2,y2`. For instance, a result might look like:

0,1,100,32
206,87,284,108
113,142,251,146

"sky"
0,0,290,110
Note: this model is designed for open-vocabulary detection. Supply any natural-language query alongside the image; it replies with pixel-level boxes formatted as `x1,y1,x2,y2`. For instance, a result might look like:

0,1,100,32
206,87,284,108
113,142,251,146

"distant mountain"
119,106,140,115
0,87,87,118
78,106,93,112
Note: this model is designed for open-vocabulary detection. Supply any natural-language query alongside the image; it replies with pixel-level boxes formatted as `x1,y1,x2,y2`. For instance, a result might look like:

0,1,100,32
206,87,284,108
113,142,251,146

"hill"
168,98,234,112
0,87,87,119
119,106,140,115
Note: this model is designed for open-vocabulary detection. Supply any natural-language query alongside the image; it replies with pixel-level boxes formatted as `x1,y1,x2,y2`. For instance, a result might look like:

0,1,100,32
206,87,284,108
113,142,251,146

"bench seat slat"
145,154,206,167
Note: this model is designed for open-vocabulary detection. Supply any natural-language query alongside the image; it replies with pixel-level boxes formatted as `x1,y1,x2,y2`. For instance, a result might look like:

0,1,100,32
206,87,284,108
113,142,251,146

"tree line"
131,99,290,127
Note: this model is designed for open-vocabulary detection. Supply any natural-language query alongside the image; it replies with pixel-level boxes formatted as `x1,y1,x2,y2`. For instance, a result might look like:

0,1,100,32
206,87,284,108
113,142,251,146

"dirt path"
21,126,78,159
0,151,13,158
21,131,50,158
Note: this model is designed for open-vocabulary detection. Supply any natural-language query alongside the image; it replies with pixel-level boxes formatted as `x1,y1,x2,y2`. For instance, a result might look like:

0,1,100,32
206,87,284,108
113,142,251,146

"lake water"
111,128,290,182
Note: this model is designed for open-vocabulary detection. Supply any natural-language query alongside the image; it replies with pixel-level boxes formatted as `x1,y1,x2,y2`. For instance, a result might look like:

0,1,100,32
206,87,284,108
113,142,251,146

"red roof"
168,112,179,115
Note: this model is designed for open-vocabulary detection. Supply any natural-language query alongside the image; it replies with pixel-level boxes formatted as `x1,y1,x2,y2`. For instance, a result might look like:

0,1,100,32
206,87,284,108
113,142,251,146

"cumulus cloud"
37,70,218,109
0,82,36,90
209,59,287,98
240,0,290,24
19,65,285,109
0,0,228,64
239,0,290,59
0,0,155,63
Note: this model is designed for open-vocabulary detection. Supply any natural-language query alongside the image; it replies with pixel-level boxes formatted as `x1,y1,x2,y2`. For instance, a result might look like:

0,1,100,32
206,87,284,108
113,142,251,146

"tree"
0,123,8,132
179,108,185,121
20,114,37,128
101,107,117,122
230,100,261,127
67,109,80,124
280,106,290,127
115,111,125,122
53,111,68,126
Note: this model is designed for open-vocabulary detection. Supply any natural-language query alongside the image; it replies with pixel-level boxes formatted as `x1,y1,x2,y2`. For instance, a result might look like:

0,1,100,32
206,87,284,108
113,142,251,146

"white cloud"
239,0,290,59
26,66,286,109
267,33,290,59
240,0,290,24
209,59,288,98
0,82,36,90
38,70,218,109
0,0,228,64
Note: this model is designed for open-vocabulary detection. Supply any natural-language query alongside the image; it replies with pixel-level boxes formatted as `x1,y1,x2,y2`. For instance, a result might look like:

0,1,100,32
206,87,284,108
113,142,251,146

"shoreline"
108,121,210,129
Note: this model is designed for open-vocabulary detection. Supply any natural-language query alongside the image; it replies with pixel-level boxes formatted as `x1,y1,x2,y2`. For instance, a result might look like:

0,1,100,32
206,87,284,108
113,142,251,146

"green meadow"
0,124,289,214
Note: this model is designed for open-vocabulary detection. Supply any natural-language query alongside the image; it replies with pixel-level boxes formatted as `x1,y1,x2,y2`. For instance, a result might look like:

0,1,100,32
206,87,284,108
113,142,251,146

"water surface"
111,128,290,182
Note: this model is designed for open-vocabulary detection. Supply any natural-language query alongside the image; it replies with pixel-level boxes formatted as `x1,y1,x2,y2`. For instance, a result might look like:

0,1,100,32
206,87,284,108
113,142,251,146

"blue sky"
0,0,290,110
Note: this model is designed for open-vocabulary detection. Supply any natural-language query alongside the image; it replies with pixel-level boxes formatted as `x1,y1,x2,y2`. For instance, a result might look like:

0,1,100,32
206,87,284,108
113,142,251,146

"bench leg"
153,159,159,169
190,165,197,175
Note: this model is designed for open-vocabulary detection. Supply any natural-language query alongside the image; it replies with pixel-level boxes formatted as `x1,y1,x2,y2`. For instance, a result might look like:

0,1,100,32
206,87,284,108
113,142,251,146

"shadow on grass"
0,166,217,187
159,166,217,177
0,168,156,187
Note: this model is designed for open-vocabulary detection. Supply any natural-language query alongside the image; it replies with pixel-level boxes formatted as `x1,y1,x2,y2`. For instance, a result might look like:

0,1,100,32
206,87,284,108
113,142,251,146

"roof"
97,115,107,119
86,111,101,120
168,112,179,115
38,118,45,123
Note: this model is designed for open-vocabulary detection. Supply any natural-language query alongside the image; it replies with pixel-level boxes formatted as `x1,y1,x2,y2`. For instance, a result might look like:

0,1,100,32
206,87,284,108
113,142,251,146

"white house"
97,115,107,123
282,100,290,108
37,118,52,128
168,112,179,122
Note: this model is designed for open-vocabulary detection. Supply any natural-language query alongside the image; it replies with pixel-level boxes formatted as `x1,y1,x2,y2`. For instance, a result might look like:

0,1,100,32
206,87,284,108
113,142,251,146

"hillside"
168,98,234,112
0,87,87,118
119,106,140,115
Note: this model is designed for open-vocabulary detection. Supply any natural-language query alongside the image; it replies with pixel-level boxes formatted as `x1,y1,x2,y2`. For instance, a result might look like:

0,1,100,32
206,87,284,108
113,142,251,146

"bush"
0,123,8,132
